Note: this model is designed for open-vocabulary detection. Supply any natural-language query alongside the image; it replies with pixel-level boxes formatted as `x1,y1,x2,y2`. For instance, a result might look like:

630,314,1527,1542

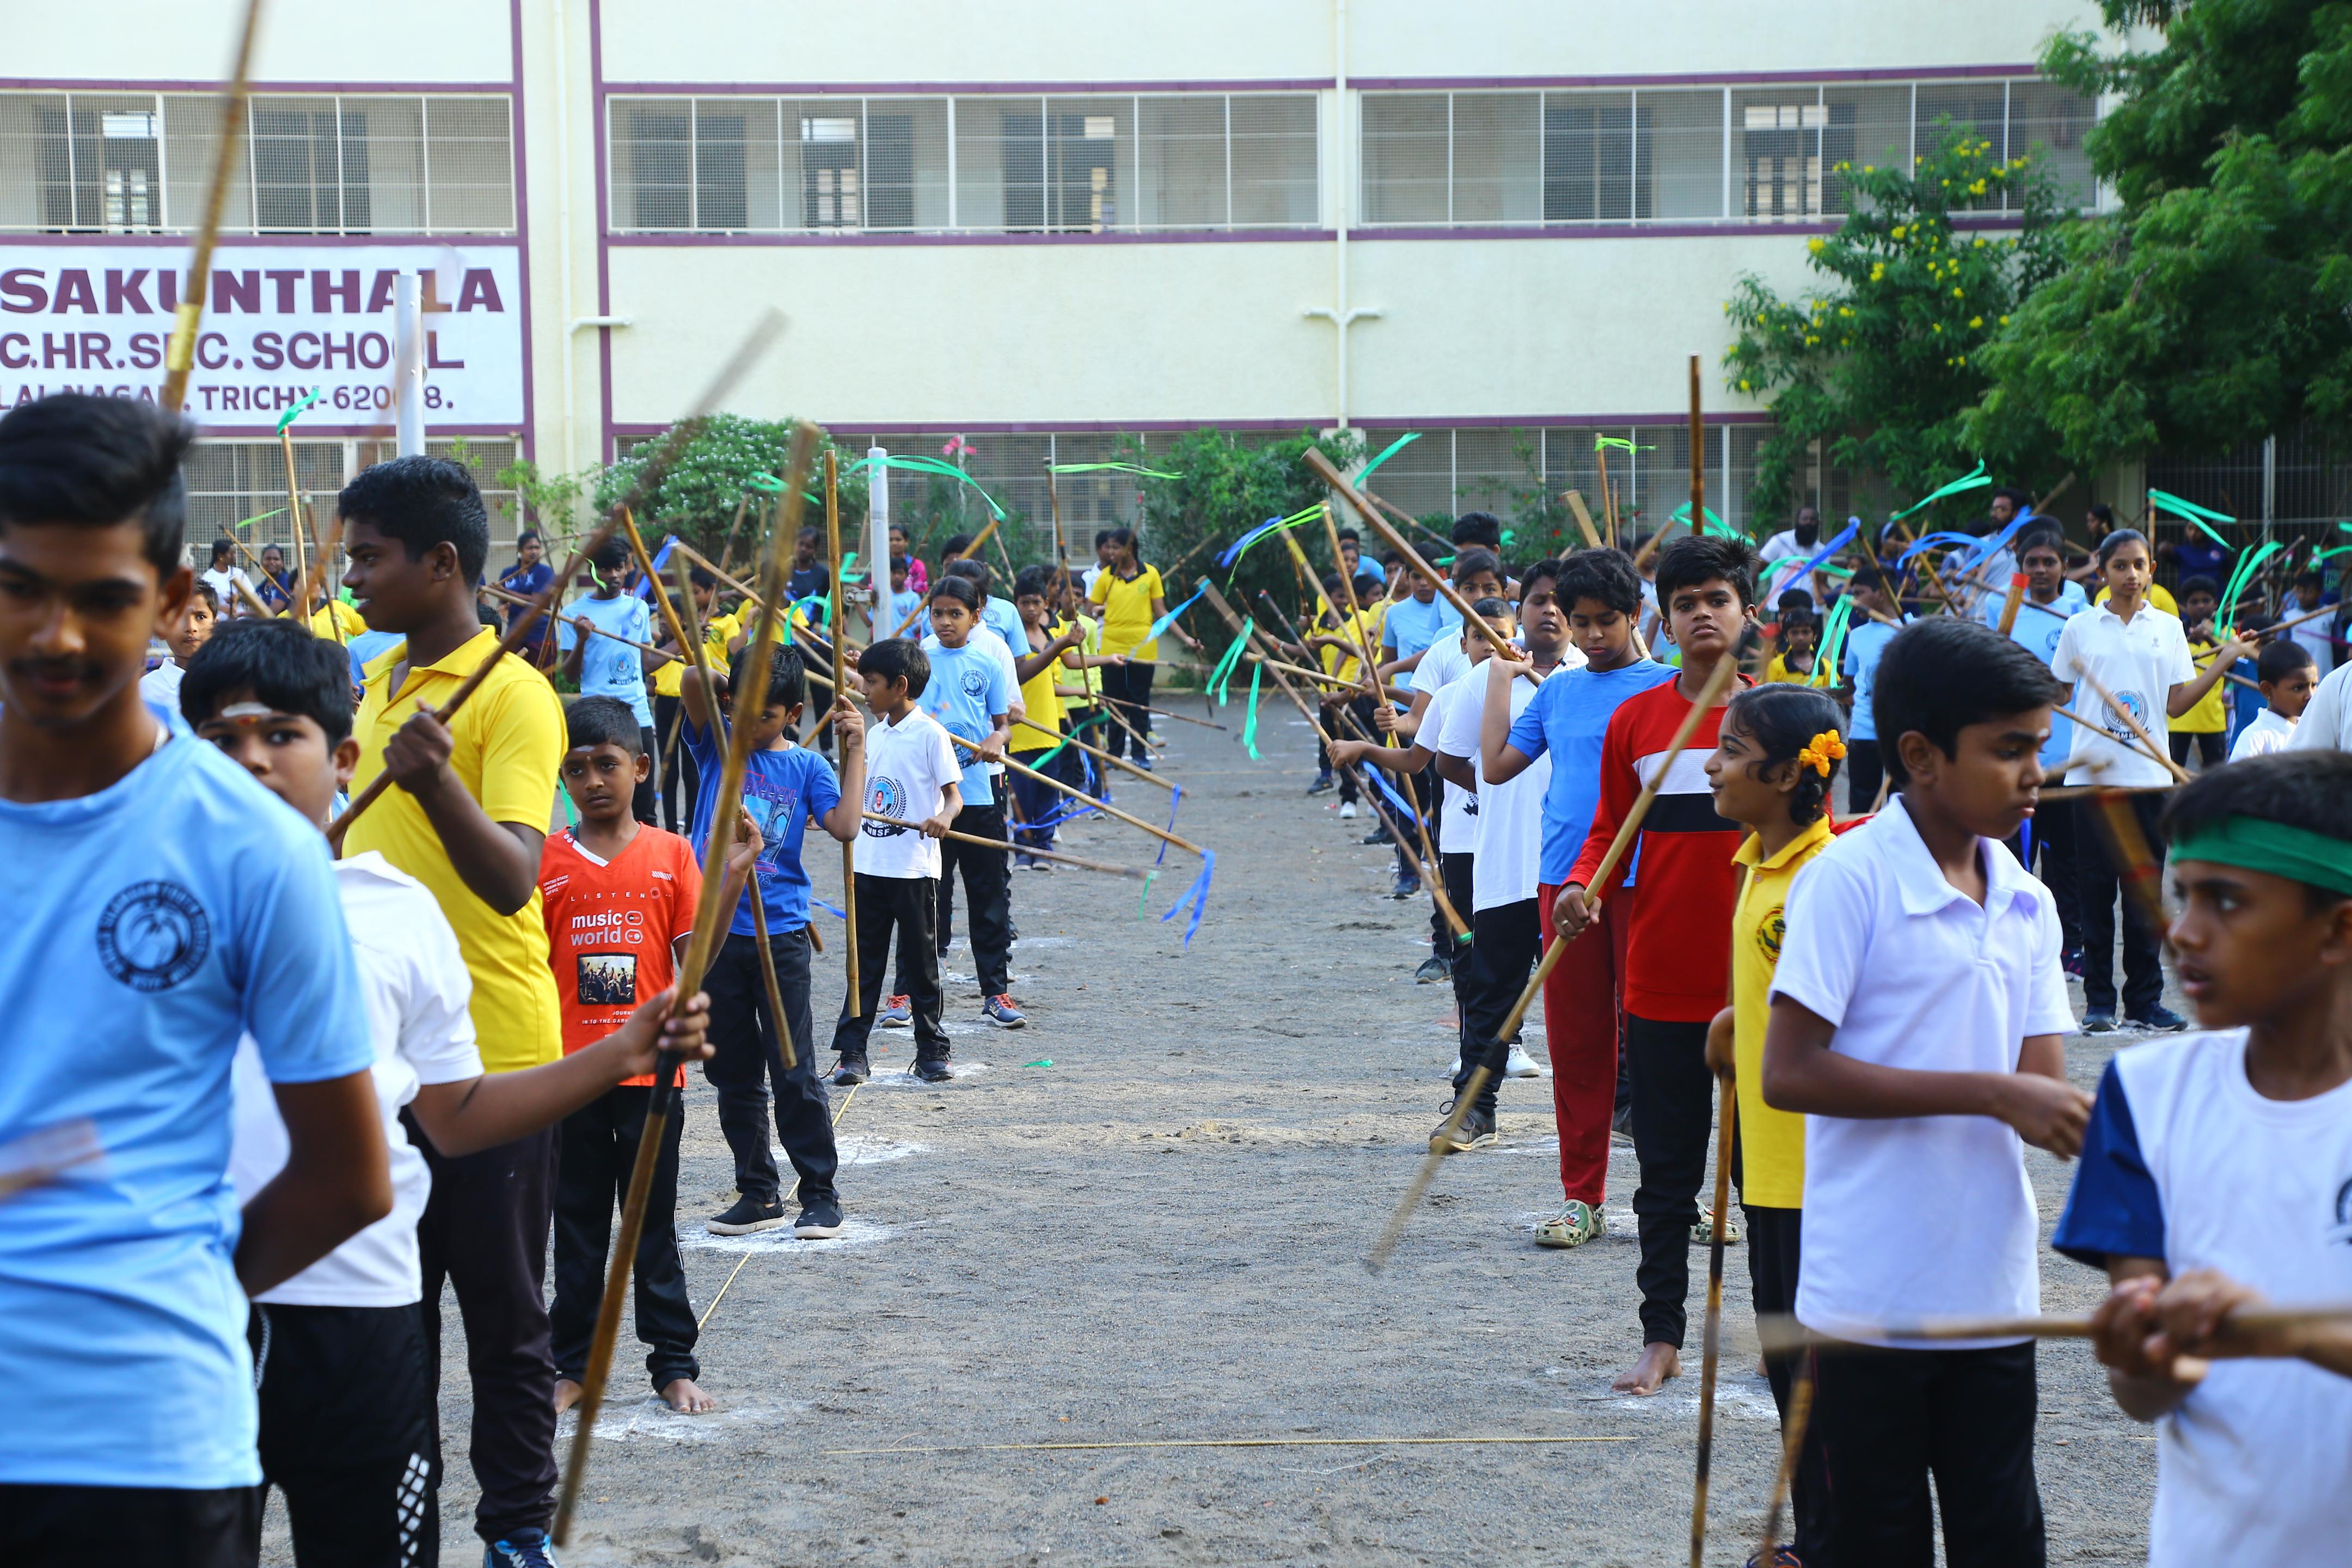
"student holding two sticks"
2053,750,2352,1566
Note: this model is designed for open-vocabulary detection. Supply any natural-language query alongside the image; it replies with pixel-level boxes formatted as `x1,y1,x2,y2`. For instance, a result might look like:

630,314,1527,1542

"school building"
5,0,2108,555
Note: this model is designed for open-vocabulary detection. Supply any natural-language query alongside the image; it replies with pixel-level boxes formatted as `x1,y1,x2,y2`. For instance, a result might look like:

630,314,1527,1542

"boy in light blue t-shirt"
559,537,667,823
1837,578,1907,813
918,575,1026,1028
0,393,386,1561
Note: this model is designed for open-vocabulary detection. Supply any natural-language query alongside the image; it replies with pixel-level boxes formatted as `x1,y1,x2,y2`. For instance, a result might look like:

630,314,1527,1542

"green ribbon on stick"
273,387,323,434
1889,461,1992,522
2146,487,2235,549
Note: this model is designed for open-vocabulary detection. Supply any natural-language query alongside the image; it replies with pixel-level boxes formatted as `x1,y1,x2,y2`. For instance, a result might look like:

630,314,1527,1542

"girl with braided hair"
1701,681,1848,1566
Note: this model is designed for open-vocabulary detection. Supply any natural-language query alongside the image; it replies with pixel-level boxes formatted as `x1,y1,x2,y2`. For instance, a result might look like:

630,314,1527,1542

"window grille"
0,90,514,234
182,437,521,562
612,91,1317,235
1359,79,2096,228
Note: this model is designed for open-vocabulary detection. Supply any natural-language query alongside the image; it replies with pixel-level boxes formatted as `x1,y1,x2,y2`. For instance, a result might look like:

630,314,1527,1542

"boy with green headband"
2054,750,2352,1566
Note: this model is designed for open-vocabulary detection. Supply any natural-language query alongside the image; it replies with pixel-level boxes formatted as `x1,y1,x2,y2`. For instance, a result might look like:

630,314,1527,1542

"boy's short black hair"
1014,564,1058,601
1093,529,1114,548
589,537,630,577
1873,617,2065,788
1451,547,1502,585
1338,526,1361,545
0,393,194,577
2180,574,2221,599
797,525,819,542
188,581,219,611
689,565,717,590
2296,568,2325,590
1518,556,1568,599
179,618,355,744
1351,572,1381,602
857,635,929,698
2258,639,2316,683
1655,534,1760,609
1468,595,1512,628
944,557,991,590
928,574,983,612
1553,548,1643,617
565,694,644,755
730,638,807,713
1777,587,1815,614
941,532,975,559
337,455,490,583
1452,512,1503,549
2164,751,2352,906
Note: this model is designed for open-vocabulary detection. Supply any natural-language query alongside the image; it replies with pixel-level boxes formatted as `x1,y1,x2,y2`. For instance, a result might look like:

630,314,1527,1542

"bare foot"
1611,1342,1682,1395
553,1378,583,1414
661,1377,715,1413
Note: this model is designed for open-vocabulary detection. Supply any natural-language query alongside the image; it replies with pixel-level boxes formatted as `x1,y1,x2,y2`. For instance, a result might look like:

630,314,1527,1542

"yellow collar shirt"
1730,813,1836,1209
346,628,566,1071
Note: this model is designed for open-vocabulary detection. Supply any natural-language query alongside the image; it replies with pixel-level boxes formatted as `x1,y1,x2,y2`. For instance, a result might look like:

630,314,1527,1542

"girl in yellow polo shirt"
1085,527,1201,768
1702,682,1846,1565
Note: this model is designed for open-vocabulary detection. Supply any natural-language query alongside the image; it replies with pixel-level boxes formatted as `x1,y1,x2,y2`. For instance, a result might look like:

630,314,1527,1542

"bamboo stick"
1307,448,1511,652
2078,667,2194,785
1689,1080,1738,1568
1565,490,1603,550
859,810,1149,879
160,0,265,413
1754,1304,2352,1356
826,450,860,1016
944,733,1201,857
551,414,813,1547
1010,715,1171,791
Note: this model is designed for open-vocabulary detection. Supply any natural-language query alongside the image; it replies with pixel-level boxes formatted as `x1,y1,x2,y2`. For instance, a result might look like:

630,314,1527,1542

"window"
608,91,1318,235
1358,78,2096,228
181,437,521,561
0,90,514,235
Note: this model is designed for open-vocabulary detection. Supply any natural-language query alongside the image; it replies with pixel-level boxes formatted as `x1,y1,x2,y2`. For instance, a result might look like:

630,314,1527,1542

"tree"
1970,1,2352,467
590,414,870,558
1725,132,2069,520
1123,427,1365,623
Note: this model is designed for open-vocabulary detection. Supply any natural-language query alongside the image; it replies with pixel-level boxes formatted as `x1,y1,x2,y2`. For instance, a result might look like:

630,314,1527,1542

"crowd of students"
1259,497,2352,1567
3,383,2349,1568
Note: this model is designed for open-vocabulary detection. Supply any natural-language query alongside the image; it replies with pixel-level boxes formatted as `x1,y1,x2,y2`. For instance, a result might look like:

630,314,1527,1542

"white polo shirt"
1769,795,2075,1347
1431,659,1573,911
2050,600,2195,787
2288,663,2352,755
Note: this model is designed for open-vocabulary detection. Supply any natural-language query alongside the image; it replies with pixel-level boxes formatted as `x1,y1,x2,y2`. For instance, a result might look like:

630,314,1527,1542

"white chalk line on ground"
682,1216,899,1256
568,1396,811,1445
860,1059,993,1086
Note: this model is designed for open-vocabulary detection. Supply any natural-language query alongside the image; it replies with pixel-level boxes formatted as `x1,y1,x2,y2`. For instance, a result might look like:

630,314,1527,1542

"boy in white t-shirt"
831,636,961,1083
2054,751,2352,1568
139,580,218,722
2053,529,2247,1033
2229,639,2314,762
182,620,715,1568
1763,616,2091,1566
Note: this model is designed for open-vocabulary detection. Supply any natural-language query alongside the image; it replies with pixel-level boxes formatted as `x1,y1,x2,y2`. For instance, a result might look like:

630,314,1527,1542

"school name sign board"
0,243,524,432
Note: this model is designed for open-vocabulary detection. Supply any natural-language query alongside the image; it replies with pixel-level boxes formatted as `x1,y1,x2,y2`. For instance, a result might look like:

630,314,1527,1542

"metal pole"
394,272,426,457
866,444,891,640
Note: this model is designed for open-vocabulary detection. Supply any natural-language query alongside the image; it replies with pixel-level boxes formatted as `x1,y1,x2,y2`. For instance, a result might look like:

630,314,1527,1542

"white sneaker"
1447,1057,1461,1076
1504,1043,1541,1078
1338,801,1358,819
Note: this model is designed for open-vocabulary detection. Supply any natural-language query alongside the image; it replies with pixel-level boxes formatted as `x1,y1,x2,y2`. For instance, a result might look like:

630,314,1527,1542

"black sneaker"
794,1195,845,1239
1429,1104,1498,1155
1413,954,1451,984
1307,773,1336,796
485,1530,560,1568
832,1054,870,1086
1362,826,1394,846
2082,1008,2117,1034
2129,1004,2191,1033
912,1056,953,1083
1391,874,1422,900
706,1195,788,1235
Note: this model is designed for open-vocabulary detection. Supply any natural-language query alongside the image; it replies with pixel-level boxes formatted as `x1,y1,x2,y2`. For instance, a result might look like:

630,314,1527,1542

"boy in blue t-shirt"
682,640,867,1239
918,575,1026,1027
1484,549,1677,1249
559,537,667,824
1837,577,1906,812
0,394,388,1563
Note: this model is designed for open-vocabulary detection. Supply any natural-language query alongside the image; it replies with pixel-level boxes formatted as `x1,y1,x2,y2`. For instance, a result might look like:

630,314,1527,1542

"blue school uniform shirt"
1507,659,1681,886
558,593,655,727
983,596,1025,649
1382,593,1463,691
918,635,1014,807
0,726,372,1489
1980,581,2086,770
886,587,922,631
1840,618,1908,743
683,720,842,936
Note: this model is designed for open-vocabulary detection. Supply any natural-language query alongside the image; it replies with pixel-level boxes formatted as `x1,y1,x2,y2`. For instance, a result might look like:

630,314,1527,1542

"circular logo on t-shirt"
959,666,988,698
863,775,908,837
2104,689,2150,742
1754,904,1785,966
97,880,211,993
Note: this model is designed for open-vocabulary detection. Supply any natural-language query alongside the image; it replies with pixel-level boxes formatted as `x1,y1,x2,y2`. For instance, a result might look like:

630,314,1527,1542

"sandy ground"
268,708,2160,1566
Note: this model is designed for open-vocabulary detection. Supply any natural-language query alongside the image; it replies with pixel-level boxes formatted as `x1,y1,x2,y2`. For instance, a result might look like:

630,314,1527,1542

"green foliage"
1457,433,1576,556
1969,2,2352,467
492,457,595,536
590,415,871,561
1725,131,2069,521
1121,427,1365,633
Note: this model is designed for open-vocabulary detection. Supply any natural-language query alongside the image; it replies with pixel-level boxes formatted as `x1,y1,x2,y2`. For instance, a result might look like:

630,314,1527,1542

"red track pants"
1539,880,1629,1207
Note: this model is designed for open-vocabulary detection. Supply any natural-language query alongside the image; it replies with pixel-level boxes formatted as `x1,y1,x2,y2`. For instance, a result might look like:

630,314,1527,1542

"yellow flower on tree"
1969,315,1983,328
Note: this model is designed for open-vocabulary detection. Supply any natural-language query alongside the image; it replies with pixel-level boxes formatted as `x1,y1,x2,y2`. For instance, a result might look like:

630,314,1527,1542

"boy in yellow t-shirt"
336,454,571,1558
1703,682,1845,1565
1013,566,1125,860
2172,575,2230,772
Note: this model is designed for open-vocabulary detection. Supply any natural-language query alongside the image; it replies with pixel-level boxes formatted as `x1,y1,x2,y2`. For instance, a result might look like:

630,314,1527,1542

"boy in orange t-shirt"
540,696,756,1413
